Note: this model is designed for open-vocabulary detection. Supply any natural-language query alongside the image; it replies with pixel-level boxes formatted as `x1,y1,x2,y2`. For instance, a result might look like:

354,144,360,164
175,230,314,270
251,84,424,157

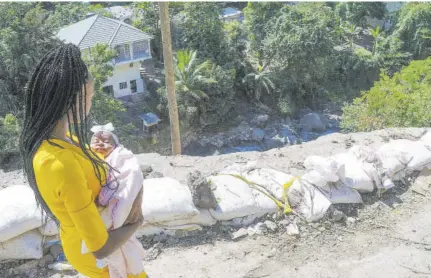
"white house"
221,7,244,23
57,15,152,99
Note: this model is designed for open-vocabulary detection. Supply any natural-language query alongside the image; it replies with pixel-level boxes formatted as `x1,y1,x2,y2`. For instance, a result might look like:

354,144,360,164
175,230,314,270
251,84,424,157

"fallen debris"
286,223,300,236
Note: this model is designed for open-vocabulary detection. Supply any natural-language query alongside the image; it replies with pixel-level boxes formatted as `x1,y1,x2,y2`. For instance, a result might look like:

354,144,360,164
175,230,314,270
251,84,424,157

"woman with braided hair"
19,43,146,278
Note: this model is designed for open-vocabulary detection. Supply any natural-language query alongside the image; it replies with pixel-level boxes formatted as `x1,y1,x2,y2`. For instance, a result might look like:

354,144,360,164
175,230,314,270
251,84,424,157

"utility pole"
159,2,181,155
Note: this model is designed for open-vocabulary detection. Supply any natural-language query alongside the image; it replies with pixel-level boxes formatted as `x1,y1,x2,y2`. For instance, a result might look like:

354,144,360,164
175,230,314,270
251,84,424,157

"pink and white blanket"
82,145,145,278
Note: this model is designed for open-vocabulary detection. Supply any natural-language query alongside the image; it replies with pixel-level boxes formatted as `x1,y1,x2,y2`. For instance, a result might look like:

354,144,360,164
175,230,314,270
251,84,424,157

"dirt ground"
2,128,431,278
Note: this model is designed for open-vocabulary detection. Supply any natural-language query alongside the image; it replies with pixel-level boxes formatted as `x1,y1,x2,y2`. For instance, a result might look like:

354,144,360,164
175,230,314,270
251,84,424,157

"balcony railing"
114,51,150,64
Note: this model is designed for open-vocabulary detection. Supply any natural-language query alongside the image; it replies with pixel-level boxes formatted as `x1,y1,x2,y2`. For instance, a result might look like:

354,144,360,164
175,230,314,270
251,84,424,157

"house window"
115,44,131,63
102,85,114,96
130,80,137,93
119,82,127,90
132,40,149,59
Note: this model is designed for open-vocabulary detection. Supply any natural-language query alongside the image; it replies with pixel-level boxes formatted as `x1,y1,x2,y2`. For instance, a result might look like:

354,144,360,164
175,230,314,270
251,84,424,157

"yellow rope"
220,173,297,215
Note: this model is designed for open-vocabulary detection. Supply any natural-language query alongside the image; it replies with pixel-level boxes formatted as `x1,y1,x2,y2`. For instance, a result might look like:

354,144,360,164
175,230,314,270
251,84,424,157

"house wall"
104,62,145,98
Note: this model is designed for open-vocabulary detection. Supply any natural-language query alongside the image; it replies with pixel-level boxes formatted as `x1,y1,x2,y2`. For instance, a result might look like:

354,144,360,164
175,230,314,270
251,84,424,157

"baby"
81,123,146,278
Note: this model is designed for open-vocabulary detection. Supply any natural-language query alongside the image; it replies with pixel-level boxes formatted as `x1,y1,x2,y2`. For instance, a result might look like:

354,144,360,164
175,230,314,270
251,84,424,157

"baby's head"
91,131,118,158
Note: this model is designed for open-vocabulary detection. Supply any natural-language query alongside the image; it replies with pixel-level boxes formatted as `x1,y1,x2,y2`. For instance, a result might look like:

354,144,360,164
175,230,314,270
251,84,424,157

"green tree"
180,3,225,62
369,25,382,54
174,50,216,102
341,58,431,132
131,2,184,62
243,2,283,62
0,3,59,116
82,44,125,124
390,2,431,59
337,2,386,27
47,2,90,29
263,3,338,106
159,50,216,123
242,60,275,102
0,114,20,156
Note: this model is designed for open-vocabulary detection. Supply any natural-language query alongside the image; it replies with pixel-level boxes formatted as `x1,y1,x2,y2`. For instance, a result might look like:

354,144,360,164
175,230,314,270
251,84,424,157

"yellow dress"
34,138,146,278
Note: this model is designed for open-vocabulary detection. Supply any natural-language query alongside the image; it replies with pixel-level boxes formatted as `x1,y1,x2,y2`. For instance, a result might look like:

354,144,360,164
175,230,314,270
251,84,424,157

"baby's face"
91,131,115,158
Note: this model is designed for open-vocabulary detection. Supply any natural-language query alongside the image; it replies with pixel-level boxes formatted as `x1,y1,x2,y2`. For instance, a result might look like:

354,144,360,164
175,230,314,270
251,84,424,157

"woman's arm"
94,188,144,259
93,219,143,259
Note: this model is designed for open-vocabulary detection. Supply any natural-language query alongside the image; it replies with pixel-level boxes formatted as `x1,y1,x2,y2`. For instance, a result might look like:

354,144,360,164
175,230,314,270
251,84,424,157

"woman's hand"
124,187,144,225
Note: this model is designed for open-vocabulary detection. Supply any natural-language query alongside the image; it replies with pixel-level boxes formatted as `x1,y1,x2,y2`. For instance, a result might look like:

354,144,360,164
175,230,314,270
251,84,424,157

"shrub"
0,114,20,154
341,58,431,132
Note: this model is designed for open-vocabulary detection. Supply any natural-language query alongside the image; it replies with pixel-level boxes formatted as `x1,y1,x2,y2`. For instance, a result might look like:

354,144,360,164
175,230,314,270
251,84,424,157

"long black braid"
20,43,109,222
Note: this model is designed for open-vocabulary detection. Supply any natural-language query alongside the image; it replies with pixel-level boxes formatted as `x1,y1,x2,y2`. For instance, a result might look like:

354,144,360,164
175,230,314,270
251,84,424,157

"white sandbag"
349,145,377,163
287,180,331,222
242,168,296,200
0,230,43,260
142,177,199,223
304,156,341,183
376,140,431,178
208,174,278,221
421,131,431,147
333,152,375,193
155,209,217,227
302,170,331,188
0,185,42,242
317,182,363,204
38,219,58,236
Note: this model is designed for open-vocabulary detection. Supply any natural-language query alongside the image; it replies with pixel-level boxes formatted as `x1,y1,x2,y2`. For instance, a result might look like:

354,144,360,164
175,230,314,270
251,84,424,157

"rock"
331,209,346,222
49,244,63,259
232,228,248,240
145,243,162,261
252,128,265,142
38,254,54,268
264,220,278,232
286,223,300,236
346,217,356,227
141,164,153,177
48,262,74,271
187,170,217,209
412,168,431,196
8,260,39,277
148,171,164,179
279,220,290,227
153,233,169,243
248,222,267,236
230,214,261,228
251,114,269,128
299,113,326,132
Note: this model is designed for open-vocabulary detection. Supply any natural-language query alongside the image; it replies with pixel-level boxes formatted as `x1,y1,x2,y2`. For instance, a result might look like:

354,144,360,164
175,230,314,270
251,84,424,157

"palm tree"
242,59,275,102
172,50,216,104
369,25,381,54
343,22,360,49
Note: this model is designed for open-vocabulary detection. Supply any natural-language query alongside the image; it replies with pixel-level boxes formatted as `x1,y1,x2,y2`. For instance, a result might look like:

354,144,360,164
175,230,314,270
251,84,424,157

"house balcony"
114,52,151,64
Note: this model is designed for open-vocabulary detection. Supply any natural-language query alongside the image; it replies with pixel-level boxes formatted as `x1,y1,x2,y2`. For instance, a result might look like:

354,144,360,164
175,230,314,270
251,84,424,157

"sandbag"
0,185,42,242
287,180,331,222
304,155,342,183
421,131,431,147
142,177,199,223
38,219,59,236
333,152,375,192
154,209,217,227
208,174,278,221
376,140,431,179
317,182,363,204
242,168,296,200
0,230,43,260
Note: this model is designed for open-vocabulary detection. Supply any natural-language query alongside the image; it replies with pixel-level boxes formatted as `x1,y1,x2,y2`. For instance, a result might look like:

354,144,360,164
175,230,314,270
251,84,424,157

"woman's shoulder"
34,141,83,176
